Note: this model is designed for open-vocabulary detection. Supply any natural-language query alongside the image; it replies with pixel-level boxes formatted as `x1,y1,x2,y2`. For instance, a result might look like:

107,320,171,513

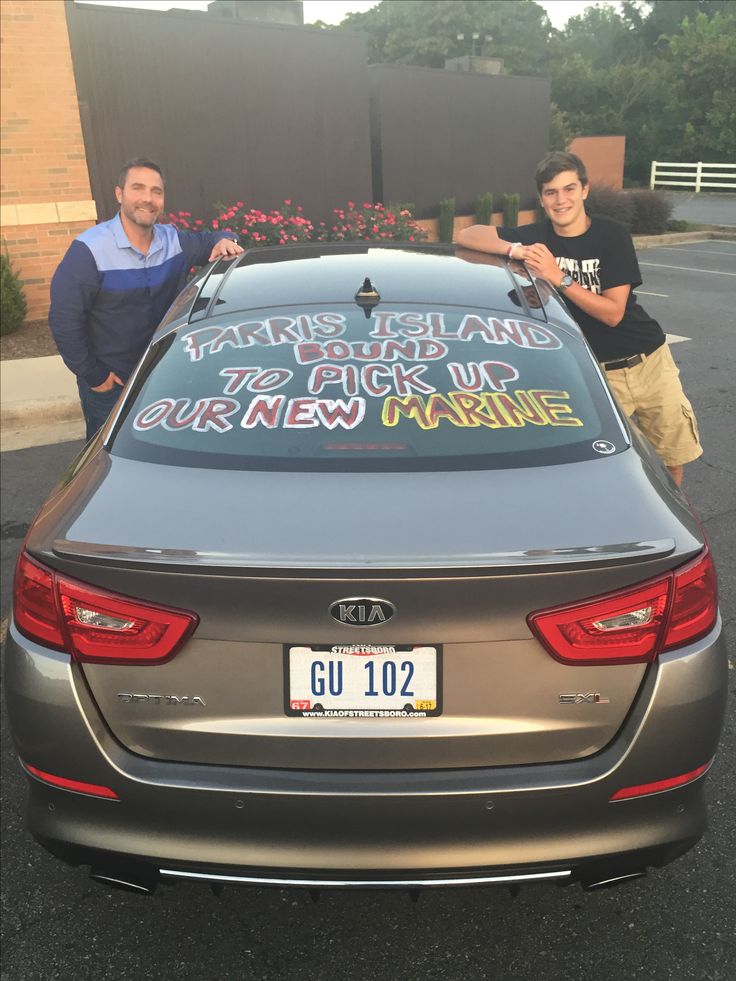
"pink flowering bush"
316,201,427,243
229,200,314,246
167,199,425,246
166,211,205,232
167,200,314,247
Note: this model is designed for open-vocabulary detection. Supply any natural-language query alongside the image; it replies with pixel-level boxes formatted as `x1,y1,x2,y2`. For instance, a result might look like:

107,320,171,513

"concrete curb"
1,419,85,453
632,229,736,249
0,356,82,446
1,395,82,429
1,398,83,452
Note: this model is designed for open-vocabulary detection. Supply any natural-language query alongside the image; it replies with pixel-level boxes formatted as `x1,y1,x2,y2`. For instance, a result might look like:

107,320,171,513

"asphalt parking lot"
669,191,736,228
1,240,734,981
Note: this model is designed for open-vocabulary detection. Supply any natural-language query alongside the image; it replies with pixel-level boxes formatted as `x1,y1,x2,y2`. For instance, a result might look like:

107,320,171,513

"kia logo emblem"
329,597,395,626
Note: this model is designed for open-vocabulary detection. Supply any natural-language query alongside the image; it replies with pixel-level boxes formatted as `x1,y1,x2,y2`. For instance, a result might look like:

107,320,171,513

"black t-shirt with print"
499,216,666,362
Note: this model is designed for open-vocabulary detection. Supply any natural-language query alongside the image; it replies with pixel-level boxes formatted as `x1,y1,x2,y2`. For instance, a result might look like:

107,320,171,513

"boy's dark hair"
117,158,165,189
535,152,588,193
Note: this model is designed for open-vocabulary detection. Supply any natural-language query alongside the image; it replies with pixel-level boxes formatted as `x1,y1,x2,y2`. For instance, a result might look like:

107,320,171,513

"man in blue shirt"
49,158,243,440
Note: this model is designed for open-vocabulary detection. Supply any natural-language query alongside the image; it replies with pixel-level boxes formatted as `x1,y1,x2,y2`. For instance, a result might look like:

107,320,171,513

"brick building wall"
1,0,96,323
568,136,626,191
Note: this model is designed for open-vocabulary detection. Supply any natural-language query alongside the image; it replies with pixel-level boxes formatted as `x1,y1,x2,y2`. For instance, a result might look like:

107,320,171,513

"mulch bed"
1,320,59,361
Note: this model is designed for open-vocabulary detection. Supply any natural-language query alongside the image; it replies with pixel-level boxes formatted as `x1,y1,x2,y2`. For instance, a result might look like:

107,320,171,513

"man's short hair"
117,158,165,189
535,152,588,193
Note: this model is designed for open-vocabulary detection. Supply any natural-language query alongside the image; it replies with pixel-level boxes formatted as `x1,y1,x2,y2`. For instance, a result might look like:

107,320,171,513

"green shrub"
475,192,493,226
0,254,27,335
438,197,455,243
628,189,673,235
585,186,673,234
667,218,694,232
503,193,520,227
585,184,635,227
388,201,416,218
548,102,573,152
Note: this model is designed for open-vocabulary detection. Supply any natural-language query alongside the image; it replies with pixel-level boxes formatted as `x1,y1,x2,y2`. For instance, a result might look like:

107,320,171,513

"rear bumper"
37,836,700,893
5,618,728,887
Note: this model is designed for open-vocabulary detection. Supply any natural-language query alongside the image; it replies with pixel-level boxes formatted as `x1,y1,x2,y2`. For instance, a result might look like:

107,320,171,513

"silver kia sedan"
5,244,727,895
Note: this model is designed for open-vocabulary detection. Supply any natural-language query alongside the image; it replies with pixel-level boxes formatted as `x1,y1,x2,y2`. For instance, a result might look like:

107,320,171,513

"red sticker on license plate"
285,645,441,718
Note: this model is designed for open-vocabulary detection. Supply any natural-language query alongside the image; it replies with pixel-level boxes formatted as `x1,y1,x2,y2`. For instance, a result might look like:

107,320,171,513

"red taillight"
662,550,718,651
528,549,718,665
610,759,714,801
529,577,671,664
23,762,119,800
57,577,198,664
13,553,66,650
13,551,198,664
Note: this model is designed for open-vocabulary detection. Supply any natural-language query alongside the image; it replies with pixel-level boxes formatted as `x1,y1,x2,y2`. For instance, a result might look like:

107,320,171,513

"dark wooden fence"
370,65,549,216
65,1,549,224
65,1,373,223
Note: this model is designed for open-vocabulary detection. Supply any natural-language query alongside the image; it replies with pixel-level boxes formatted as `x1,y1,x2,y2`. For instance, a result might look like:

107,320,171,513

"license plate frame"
284,644,442,718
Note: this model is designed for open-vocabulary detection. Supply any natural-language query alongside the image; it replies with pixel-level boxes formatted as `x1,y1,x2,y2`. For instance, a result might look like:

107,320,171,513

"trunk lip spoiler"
49,537,678,574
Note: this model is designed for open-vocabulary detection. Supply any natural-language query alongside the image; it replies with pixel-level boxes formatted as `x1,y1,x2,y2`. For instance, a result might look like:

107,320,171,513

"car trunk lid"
26,452,703,770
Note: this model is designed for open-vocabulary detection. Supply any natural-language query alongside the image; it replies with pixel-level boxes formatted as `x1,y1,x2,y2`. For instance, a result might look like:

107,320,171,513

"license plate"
285,644,441,718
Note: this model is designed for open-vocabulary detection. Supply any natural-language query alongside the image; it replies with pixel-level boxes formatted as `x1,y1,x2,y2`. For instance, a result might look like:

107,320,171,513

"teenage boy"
457,151,701,486
50,158,244,440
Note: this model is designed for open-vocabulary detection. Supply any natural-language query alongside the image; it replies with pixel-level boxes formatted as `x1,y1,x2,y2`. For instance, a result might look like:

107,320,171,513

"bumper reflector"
23,762,119,800
609,759,714,801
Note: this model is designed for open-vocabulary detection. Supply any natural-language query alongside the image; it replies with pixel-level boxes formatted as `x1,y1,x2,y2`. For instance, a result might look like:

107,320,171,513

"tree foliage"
666,11,736,159
334,0,736,184
339,0,553,75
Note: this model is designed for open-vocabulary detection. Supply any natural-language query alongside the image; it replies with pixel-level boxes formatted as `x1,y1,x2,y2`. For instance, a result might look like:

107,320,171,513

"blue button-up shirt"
49,215,232,387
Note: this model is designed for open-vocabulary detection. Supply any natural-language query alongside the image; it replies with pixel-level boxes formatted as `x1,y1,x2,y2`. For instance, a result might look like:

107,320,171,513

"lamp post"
456,32,493,57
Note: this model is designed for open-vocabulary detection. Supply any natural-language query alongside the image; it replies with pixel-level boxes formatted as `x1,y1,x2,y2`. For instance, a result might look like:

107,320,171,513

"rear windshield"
112,304,626,471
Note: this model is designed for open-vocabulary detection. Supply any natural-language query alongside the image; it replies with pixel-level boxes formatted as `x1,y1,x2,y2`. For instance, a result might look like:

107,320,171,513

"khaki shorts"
603,343,703,467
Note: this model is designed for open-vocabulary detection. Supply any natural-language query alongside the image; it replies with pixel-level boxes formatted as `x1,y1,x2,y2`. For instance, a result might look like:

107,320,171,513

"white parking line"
637,291,669,297
639,262,736,276
656,246,736,256
666,333,691,345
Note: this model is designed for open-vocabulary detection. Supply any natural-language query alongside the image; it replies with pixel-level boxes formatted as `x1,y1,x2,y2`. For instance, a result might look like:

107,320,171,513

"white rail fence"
650,160,736,192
